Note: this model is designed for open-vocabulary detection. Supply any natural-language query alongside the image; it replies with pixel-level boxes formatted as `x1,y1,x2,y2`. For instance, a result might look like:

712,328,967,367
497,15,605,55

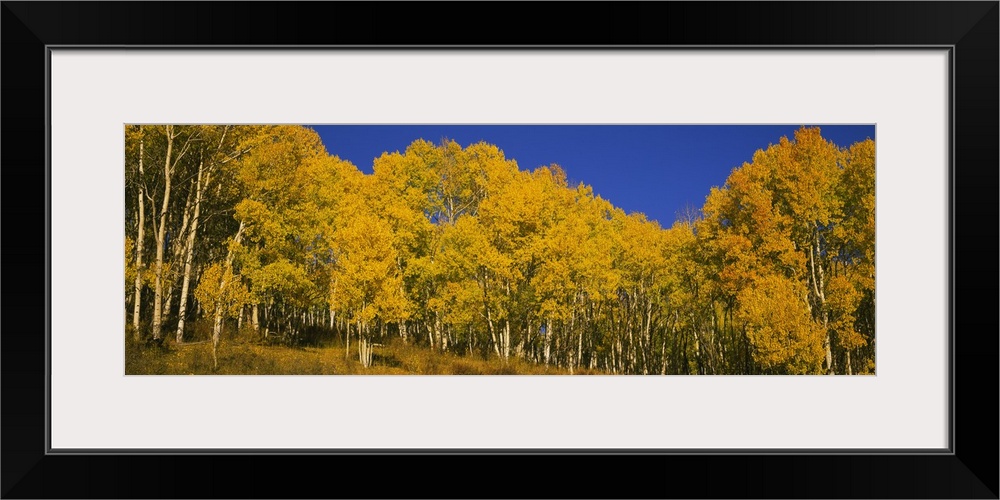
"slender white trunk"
131,136,145,339
609,337,616,374
150,126,174,341
441,322,449,352
397,283,408,343
619,335,626,374
516,325,526,359
211,221,245,369
661,335,668,375
810,231,833,374
468,325,475,356
161,146,196,341
502,320,511,360
359,335,366,367
162,280,175,328
253,303,260,333
160,192,188,333
344,319,350,358
627,322,636,374
436,315,446,351
642,300,652,375
358,322,373,367
486,308,500,358
544,319,552,365
176,160,205,342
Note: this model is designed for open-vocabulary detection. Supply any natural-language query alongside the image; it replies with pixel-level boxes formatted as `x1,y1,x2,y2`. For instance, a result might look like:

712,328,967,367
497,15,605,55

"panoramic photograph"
125,125,875,375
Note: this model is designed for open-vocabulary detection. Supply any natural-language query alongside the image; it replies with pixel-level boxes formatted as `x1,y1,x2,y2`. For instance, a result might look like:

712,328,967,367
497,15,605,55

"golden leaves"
194,263,250,319
736,274,825,374
700,127,875,373
141,124,875,374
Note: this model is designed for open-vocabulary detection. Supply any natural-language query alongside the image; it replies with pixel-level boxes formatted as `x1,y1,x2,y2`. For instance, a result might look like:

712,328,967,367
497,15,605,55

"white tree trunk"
211,221,245,369
441,322,449,352
434,313,445,352
212,312,223,369
661,336,668,375
502,320,511,360
544,319,552,366
131,136,145,339
344,319,350,358
164,184,196,322
150,126,174,342
486,308,500,358
358,322,373,368
810,232,833,374
642,300,653,375
253,303,260,333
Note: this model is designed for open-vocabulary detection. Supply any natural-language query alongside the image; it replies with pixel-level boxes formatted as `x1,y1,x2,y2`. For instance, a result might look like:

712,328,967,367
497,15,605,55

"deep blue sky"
307,125,875,227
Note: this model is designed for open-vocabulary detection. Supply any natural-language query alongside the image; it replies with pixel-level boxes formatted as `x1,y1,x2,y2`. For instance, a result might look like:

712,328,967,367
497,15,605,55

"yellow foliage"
126,125,875,375
330,212,409,325
736,274,825,374
826,274,867,350
125,237,136,288
194,263,250,319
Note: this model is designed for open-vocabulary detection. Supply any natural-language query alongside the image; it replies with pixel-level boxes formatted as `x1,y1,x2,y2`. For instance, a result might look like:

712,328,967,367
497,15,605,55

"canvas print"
125,125,875,375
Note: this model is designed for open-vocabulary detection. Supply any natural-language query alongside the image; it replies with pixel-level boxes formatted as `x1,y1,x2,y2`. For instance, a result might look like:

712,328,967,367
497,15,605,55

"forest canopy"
125,125,875,375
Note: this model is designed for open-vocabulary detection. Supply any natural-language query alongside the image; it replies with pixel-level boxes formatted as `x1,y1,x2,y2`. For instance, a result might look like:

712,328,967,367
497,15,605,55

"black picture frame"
2,2,996,498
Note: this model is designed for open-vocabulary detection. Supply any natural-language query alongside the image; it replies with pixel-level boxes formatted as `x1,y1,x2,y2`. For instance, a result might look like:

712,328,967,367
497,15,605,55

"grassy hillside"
125,324,598,375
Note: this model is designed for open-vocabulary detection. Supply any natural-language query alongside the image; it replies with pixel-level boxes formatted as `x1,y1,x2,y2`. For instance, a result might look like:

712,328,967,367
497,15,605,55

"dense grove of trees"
125,125,875,374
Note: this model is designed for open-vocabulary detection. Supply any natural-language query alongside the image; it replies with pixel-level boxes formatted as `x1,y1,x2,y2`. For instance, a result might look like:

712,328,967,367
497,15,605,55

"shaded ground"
125,334,597,375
